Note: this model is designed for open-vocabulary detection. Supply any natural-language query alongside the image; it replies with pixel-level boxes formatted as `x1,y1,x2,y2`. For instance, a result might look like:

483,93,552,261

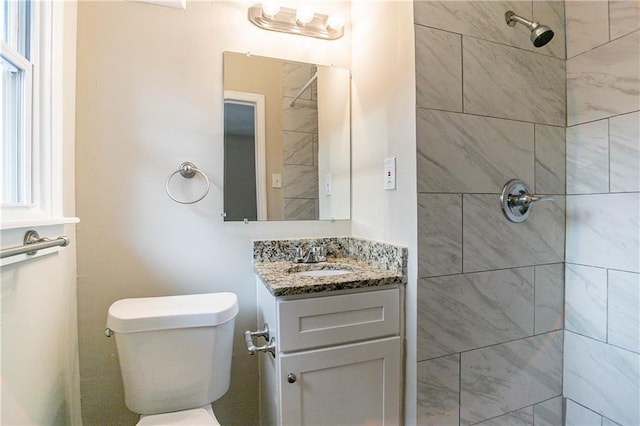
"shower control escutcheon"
500,179,554,223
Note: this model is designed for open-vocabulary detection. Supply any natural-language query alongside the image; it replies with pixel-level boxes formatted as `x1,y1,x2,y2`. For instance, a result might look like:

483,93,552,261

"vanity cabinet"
255,279,402,426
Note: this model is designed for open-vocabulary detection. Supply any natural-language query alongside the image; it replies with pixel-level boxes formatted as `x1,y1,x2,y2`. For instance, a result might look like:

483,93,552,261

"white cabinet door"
279,336,402,426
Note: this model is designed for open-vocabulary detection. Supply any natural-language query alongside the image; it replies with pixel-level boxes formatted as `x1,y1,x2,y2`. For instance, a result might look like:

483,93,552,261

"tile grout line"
606,269,610,344
565,328,639,355
608,118,612,193
458,352,462,426
533,265,537,334
418,330,565,364
460,35,465,114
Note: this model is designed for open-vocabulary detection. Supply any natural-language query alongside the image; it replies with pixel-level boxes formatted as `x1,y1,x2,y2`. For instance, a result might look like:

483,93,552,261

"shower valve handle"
500,179,555,223
508,193,554,209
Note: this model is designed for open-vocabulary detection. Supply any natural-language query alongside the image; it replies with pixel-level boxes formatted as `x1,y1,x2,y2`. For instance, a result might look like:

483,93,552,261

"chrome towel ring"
165,162,210,204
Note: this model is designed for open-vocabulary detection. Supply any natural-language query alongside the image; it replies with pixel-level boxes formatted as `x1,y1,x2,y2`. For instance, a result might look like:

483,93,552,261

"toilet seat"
136,406,220,426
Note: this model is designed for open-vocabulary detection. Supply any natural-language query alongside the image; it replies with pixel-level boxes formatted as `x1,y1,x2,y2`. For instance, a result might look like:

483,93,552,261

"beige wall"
74,1,351,425
224,53,284,220
1,2,82,425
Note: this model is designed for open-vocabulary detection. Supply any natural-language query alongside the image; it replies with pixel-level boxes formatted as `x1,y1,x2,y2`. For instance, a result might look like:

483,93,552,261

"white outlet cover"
325,174,332,196
384,157,396,190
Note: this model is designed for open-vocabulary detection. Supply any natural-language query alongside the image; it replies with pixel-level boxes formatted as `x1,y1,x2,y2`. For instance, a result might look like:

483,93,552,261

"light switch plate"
384,157,396,190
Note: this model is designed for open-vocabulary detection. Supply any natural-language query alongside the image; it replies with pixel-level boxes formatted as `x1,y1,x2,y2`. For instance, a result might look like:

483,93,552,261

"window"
1,0,33,206
0,0,71,228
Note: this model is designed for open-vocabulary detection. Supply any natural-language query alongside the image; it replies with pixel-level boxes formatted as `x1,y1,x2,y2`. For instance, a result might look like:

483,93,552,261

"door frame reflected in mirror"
223,90,267,221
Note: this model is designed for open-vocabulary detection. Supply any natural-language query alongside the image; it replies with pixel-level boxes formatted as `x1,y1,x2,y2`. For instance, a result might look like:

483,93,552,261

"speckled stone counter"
253,237,408,296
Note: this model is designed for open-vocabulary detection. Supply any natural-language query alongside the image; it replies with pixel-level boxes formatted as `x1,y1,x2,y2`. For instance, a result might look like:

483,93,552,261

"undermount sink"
287,263,355,278
292,269,353,277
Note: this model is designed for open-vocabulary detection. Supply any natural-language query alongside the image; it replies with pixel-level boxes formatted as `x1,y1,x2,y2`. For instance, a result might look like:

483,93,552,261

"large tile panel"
413,0,564,58
567,31,640,125
475,406,533,426
283,198,316,220
565,264,608,341
417,354,460,426
463,37,565,126
460,331,563,425
565,1,609,58
418,193,462,277
566,119,609,194
463,194,565,272
282,62,315,99
610,111,640,193
566,193,640,272
282,98,318,133
533,397,563,426
532,1,566,60
535,124,565,195
564,331,640,425
415,25,462,112
602,417,623,426
565,399,602,425
417,109,534,193
283,131,314,166
534,263,564,334
608,270,640,353
610,0,640,40
418,268,534,360
282,164,318,199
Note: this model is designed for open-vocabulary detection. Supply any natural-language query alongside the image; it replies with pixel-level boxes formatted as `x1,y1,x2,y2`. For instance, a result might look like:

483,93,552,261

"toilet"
106,292,239,425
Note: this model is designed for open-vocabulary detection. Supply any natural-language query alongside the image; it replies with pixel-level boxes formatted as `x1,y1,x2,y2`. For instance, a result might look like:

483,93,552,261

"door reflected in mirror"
223,52,350,221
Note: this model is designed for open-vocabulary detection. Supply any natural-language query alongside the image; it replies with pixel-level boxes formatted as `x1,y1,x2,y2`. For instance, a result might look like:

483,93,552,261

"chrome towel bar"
0,230,70,259
244,324,276,358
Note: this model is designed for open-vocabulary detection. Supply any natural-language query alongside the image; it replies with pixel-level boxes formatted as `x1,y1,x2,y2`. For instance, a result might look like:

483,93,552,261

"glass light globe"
326,13,345,30
261,1,280,18
296,6,314,25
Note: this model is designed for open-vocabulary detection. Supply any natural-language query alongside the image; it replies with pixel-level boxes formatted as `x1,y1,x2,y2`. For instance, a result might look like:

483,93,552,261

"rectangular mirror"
223,52,350,221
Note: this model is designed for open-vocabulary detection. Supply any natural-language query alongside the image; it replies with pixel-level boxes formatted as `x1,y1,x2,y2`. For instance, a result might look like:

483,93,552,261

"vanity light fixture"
248,3,345,40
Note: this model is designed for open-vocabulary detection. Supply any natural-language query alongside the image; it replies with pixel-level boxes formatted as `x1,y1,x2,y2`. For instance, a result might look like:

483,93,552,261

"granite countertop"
253,237,408,297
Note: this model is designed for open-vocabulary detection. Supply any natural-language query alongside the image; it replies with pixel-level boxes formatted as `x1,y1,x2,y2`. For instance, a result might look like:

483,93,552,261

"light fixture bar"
248,4,344,40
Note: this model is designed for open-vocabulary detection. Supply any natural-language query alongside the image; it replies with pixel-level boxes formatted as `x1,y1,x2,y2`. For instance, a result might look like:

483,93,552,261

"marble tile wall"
282,62,319,220
414,1,566,424
564,2,640,425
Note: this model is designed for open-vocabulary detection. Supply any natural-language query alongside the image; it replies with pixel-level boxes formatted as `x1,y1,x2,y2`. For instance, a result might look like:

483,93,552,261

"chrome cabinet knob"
500,179,555,223
287,373,297,383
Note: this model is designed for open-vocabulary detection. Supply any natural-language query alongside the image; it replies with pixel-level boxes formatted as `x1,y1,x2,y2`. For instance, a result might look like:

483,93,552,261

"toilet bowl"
106,292,239,425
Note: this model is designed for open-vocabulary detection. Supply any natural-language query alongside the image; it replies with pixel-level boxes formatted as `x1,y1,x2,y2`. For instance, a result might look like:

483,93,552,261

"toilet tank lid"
107,292,239,333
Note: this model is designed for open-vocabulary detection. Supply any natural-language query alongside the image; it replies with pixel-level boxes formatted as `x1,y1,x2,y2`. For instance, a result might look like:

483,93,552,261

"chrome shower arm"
505,11,535,30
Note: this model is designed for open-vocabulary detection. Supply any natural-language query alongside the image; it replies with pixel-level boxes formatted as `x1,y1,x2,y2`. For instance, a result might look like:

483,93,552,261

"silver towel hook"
165,162,210,204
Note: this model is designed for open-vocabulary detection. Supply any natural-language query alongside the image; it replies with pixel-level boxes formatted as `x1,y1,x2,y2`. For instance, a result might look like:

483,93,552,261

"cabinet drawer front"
278,288,400,352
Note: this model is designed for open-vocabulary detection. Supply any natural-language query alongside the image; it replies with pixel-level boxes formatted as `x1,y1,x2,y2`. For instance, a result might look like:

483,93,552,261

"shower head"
505,10,554,48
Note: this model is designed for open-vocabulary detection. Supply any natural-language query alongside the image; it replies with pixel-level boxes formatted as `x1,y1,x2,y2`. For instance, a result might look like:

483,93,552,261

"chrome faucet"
292,246,326,263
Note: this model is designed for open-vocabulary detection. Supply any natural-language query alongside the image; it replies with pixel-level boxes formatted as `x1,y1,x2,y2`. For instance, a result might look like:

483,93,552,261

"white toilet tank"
107,292,239,415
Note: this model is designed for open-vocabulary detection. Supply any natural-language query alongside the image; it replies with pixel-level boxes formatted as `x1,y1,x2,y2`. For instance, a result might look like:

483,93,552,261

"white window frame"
1,1,73,229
